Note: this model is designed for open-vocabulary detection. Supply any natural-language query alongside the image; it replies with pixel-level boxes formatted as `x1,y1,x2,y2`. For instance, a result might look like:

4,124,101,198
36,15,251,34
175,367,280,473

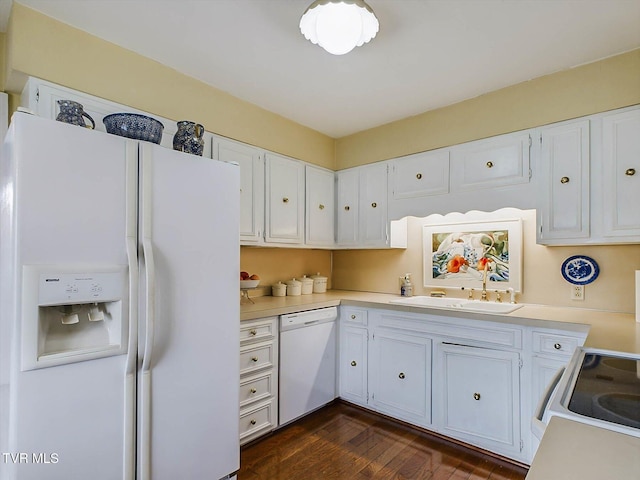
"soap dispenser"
400,273,413,297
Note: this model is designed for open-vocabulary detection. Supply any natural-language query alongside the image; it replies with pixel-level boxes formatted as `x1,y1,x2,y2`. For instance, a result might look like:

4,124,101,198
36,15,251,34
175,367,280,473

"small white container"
300,275,314,295
272,282,287,297
310,272,327,294
286,278,302,296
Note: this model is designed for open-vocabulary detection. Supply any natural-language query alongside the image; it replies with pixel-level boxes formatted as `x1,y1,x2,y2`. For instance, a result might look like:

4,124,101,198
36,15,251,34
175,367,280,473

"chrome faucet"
481,266,489,301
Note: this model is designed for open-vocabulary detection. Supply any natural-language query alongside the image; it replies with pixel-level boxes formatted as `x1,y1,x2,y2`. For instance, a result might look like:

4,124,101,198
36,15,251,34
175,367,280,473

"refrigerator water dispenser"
21,265,128,371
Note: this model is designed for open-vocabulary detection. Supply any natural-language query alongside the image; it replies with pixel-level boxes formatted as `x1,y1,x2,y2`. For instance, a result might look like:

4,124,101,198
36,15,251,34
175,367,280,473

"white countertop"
525,417,640,480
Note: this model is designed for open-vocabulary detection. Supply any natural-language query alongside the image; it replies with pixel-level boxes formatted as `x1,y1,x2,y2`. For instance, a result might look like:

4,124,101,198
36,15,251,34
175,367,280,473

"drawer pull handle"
251,357,259,362
416,173,422,179
560,176,570,184
473,392,481,401
351,360,357,367
371,202,377,208
250,388,257,394
626,168,636,176
250,419,257,426
350,314,356,319
319,204,325,210
398,372,405,379
486,161,494,168
282,197,289,203
249,329,257,336
344,205,350,211
554,343,562,350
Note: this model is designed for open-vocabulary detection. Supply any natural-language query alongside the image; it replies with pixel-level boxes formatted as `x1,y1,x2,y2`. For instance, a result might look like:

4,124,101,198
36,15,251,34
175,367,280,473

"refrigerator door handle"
139,148,156,480
124,145,138,480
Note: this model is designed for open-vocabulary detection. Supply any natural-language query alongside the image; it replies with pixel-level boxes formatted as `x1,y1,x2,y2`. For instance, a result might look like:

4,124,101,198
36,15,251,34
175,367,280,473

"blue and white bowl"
103,113,164,144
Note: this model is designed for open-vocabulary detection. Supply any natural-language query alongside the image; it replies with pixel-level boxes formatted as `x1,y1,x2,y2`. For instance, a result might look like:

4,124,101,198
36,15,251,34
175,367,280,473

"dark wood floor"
239,402,529,480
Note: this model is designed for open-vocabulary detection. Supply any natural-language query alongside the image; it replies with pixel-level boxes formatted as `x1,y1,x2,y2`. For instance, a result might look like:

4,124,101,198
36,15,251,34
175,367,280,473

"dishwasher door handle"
304,320,319,326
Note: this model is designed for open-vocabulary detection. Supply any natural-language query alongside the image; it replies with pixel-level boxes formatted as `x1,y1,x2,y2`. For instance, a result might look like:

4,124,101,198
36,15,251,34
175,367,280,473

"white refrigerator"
0,112,240,479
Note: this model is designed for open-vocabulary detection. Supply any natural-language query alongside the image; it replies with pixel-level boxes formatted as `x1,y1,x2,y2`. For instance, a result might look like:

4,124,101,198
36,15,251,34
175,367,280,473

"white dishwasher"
279,306,338,426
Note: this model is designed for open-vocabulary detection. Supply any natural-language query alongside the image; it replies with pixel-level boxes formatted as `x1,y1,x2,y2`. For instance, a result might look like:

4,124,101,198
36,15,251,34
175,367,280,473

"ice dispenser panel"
21,265,128,371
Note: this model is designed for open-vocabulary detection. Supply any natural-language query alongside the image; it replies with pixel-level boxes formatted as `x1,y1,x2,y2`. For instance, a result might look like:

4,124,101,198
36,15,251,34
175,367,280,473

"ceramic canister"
310,272,327,293
272,281,287,297
300,275,314,295
286,278,302,296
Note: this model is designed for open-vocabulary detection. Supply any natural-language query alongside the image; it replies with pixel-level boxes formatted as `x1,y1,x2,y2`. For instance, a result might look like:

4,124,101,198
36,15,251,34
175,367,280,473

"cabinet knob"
282,197,289,203
398,372,405,379
319,204,325,210
249,329,257,336
486,161,494,168
251,357,259,362
626,168,636,176
344,205,350,211
351,314,356,319
351,360,357,367
371,202,377,208
473,392,481,401
554,343,562,350
250,419,257,426
250,388,257,394
416,173,423,179
560,176,570,184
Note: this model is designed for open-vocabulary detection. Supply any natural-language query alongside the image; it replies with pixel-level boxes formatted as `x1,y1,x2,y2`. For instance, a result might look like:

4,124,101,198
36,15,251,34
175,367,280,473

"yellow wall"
4,4,335,169
336,49,640,168
333,211,639,314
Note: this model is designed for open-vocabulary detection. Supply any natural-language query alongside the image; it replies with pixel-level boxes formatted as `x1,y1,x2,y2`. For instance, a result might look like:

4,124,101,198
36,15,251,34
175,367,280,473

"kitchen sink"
388,296,524,314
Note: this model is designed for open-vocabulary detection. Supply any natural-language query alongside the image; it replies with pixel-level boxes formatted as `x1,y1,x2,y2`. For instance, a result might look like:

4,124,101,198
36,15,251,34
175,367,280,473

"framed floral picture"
422,219,523,292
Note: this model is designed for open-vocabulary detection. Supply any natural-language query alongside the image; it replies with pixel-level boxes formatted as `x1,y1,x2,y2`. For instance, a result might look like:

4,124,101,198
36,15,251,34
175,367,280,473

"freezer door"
1,113,133,480
137,143,240,480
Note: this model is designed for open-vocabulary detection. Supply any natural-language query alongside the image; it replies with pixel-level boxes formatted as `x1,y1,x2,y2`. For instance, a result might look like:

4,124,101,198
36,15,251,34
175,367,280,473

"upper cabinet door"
305,165,335,246
537,120,590,243
391,149,449,200
359,163,389,246
450,132,531,192
602,108,640,238
265,153,304,244
213,137,264,244
336,169,360,246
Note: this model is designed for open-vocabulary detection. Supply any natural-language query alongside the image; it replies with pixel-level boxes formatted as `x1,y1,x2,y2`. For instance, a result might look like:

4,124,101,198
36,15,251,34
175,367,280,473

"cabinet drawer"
450,132,530,192
239,399,275,443
240,372,274,408
240,341,274,376
533,331,584,356
240,318,276,345
341,307,368,326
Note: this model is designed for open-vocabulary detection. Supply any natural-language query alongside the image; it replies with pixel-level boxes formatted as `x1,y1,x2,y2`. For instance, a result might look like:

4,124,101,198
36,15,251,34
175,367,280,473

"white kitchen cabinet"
305,165,335,246
339,307,369,406
437,342,521,458
335,169,360,246
265,153,305,244
602,108,640,239
450,131,531,192
537,119,590,244
369,328,432,427
390,149,449,199
239,317,279,445
359,163,389,246
212,136,264,244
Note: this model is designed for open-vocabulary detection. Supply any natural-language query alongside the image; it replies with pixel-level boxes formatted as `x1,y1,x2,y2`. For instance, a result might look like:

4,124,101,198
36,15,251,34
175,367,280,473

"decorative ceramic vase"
56,100,95,129
173,121,205,156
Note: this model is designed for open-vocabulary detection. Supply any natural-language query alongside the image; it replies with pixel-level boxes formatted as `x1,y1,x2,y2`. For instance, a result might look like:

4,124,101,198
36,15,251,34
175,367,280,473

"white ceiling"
5,0,640,138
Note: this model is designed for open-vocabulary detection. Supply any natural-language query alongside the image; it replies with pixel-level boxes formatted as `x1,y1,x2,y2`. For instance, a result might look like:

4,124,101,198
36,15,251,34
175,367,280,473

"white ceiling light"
299,0,379,55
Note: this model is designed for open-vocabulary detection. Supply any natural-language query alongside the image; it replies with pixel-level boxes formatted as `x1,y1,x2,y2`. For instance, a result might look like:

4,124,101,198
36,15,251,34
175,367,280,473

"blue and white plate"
561,255,600,285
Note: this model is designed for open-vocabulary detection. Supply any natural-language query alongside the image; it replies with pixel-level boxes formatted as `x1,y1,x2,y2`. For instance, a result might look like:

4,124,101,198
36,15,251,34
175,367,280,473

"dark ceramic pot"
173,121,205,156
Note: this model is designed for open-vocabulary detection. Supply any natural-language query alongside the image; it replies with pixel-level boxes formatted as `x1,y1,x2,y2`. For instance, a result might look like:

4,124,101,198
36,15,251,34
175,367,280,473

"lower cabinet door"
339,325,369,406
369,329,432,426
438,343,521,457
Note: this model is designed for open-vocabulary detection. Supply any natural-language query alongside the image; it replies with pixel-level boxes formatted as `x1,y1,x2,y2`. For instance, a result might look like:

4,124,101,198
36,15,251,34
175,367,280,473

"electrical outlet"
571,285,585,301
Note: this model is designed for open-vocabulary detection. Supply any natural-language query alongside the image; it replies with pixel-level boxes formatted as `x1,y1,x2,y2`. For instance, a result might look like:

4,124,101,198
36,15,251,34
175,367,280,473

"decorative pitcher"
56,100,95,129
173,121,205,156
